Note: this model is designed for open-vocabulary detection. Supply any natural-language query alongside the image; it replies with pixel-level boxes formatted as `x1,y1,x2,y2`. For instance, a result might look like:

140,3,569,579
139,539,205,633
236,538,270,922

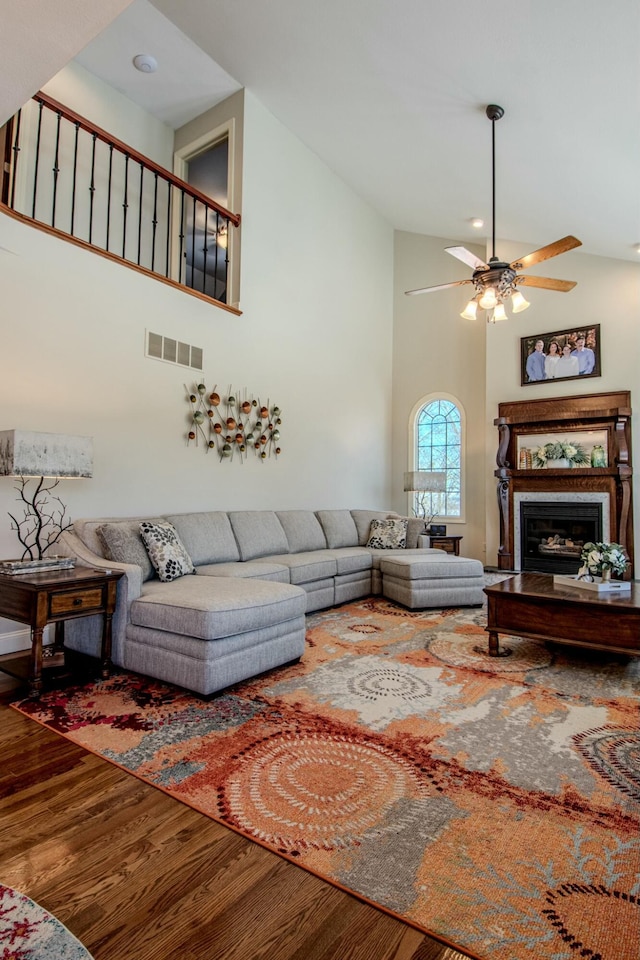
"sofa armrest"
59,530,143,599
416,535,448,553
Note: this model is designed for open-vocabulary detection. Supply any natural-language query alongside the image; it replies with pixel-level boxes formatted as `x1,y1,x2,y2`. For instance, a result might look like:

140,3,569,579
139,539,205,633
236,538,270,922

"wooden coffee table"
484,572,640,658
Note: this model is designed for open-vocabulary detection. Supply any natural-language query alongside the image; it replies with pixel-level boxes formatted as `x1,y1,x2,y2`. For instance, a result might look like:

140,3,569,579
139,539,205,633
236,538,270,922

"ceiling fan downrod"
486,104,504,262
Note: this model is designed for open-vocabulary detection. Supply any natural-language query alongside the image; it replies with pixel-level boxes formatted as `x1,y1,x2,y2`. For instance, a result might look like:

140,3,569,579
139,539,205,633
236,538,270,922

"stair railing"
1,91,241,310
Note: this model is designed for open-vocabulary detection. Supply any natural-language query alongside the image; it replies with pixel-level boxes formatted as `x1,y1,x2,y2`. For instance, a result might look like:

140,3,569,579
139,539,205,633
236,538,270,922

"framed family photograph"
520,324,601,386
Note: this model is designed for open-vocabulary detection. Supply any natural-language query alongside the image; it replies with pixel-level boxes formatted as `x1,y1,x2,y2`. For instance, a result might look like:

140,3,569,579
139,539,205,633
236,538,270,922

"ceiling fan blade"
445,246,488,270
510,236,582,271
405,279,473,297
516,275,577,292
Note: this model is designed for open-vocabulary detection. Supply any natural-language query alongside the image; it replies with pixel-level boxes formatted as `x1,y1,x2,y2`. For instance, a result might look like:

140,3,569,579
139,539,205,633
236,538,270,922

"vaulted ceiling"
5,0,640,263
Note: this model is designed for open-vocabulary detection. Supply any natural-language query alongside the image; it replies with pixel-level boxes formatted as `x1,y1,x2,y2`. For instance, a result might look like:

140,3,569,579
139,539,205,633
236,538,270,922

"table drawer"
49,588,104,616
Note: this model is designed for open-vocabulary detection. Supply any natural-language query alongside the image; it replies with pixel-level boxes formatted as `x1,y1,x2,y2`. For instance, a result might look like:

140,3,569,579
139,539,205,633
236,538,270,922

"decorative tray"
0,556,76,576
553,574,631,594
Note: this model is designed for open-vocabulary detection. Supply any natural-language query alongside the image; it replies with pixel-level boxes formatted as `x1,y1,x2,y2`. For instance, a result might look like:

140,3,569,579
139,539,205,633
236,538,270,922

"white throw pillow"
139,520,195,582
366,517,408,549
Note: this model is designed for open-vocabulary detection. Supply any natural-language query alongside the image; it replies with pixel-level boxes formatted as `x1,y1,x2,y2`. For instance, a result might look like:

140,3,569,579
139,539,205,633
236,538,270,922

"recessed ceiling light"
635,244,640,254
471,218,484,229
133,54,158,74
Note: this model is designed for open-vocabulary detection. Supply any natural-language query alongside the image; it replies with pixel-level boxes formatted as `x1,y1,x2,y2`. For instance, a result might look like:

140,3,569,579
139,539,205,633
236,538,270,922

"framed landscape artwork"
520,324,601,386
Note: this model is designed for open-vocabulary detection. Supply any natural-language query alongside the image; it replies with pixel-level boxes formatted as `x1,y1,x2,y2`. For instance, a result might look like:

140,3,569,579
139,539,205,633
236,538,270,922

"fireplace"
520,501,602,574
494,391,634,576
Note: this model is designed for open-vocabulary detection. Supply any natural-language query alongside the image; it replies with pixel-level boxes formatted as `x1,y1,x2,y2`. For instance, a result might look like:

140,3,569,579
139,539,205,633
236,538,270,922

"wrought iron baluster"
190,194,196,288
70,122,79,235
9,108,22,209
88,132,97,244
202,202,209,294
165,180,171,277
31,100,44,219
214,211,220,297
105,143,113,250
178,189,185,284
151,171,158,272
122,153,129,259
223,215,230,303
137,162,143,265
51,110,62,228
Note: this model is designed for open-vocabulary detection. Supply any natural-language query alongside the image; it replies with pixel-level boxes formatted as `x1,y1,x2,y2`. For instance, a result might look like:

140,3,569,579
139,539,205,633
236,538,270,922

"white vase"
545,458,571,469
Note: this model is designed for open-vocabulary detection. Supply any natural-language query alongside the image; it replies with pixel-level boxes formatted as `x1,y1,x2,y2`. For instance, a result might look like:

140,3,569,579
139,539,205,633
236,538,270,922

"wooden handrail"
33,90,241,227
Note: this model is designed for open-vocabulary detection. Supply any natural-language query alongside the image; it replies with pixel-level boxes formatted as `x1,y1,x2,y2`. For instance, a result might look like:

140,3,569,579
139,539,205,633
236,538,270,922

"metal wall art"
185,384,282,462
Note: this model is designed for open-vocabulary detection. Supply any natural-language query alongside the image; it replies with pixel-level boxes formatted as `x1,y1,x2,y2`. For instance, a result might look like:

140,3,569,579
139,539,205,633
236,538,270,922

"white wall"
392,231,487,561
0,89,393,644
484,239,640,566
0,0,134,125
42,61,175,165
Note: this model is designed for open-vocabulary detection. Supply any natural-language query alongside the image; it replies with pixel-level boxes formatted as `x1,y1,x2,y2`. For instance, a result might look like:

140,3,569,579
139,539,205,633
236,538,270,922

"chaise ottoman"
380,553,484,609
123,576,307,696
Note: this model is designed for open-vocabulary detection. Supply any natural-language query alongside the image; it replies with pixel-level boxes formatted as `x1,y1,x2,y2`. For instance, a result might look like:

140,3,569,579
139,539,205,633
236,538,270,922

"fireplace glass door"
520,502,602,574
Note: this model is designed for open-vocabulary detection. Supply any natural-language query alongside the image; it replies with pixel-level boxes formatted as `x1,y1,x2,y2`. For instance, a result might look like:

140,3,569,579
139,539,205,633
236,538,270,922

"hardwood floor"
0,673,473,960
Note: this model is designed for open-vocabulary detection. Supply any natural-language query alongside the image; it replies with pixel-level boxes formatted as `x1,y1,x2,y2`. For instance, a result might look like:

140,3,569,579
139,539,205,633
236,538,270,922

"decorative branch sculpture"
7,476,73,560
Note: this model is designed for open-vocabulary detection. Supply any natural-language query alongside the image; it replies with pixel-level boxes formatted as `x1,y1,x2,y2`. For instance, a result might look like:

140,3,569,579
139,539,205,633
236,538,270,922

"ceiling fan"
405,104,582,322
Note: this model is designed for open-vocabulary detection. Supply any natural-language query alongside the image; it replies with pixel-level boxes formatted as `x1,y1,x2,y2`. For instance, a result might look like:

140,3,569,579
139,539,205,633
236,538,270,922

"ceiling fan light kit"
406,104,582,323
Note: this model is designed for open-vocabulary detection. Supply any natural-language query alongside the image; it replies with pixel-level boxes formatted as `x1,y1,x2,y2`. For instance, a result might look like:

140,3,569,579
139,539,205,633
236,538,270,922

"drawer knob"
73,597,83,606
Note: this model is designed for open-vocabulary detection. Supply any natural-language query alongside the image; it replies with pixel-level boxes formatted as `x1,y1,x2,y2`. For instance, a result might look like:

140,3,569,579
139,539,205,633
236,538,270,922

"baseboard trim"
0,628,31,656
0,626,54,656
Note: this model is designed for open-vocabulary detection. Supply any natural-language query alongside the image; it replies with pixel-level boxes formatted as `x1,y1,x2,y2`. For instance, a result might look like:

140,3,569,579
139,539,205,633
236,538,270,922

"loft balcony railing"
1,91,241,311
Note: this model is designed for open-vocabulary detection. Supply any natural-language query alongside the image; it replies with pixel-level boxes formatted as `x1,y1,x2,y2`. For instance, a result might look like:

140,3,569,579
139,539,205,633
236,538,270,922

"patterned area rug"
13,598,640,960
0,883,94,959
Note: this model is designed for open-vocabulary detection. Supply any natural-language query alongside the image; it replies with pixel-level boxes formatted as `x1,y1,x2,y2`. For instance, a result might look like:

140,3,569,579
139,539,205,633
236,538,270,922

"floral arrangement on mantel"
578,541,628,581
532,439,590,468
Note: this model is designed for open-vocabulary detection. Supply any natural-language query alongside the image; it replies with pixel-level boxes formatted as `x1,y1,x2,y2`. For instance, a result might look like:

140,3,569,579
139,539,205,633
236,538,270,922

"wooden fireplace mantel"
493,391,634,574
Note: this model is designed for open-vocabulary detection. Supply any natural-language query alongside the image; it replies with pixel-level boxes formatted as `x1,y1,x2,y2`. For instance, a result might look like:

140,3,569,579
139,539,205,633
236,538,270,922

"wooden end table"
0,566,123,698
484,572,640,658
428,535,463,556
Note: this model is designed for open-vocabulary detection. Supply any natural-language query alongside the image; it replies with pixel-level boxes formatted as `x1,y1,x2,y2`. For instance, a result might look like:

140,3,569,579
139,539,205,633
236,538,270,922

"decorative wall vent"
185,383,282,462
147,331,203,370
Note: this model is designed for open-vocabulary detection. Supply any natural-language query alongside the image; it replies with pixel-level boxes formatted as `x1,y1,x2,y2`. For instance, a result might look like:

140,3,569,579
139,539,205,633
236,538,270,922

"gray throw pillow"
97,521,159,582
402,516,427,549
139,520,195,582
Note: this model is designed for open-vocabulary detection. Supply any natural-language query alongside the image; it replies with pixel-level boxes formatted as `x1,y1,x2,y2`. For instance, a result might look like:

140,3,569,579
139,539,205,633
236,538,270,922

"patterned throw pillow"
139,520,195,582
366,517,408,549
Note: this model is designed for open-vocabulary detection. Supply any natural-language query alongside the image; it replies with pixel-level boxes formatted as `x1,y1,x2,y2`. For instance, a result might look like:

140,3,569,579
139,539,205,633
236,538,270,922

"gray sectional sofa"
59,508,484,696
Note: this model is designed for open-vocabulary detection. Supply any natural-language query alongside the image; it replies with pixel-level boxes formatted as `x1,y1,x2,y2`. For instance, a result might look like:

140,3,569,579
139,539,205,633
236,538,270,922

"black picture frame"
520,324,601,386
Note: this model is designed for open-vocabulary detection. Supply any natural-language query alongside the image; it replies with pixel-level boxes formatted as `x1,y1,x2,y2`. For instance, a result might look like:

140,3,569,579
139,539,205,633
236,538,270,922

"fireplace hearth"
520,501,601,574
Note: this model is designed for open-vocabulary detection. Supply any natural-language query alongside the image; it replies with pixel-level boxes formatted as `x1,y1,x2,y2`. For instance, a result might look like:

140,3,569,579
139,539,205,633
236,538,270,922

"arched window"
411,396,463,521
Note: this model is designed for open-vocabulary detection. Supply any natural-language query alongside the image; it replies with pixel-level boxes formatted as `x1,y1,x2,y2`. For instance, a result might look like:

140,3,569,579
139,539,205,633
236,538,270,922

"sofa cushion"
167,511,240,565
326,547,372,575
268,551,337,585
196,560,290,583
132,577,306,640
97,520,159,582
366,517,408,549
139,520,195,582
228,511,289,561
315,510,358,548
351,510,397,546
276,511,327,553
